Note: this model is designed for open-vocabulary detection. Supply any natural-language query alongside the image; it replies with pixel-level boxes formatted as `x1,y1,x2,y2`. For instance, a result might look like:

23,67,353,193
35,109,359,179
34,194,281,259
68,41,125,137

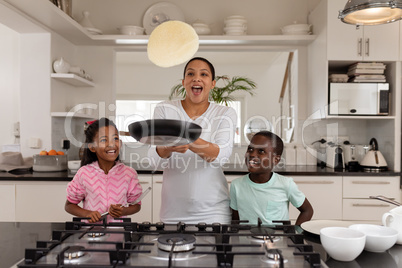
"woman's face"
182,59,216,105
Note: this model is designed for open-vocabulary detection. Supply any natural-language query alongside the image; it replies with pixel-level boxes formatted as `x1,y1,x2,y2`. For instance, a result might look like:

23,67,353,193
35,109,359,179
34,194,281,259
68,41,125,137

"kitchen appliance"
329,83,389,115
360,138,388,172
128,119,202,146
325,144,344,170
14,218,328,267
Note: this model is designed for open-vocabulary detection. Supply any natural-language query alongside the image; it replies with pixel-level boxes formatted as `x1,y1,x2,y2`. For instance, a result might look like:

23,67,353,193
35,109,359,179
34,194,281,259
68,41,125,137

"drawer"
343,198,394,221
343,176,400,199
289,176,342,220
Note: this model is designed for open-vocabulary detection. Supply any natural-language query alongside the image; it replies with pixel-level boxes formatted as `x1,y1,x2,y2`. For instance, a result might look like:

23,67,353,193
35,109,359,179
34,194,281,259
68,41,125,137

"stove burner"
64,246,85,259
157,234,196,252
87,232,106,238
261,248,288,264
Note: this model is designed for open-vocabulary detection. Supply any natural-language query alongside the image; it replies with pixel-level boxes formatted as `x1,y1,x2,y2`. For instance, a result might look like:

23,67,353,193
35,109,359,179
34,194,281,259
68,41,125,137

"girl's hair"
183,57,215,81
81,117,119,166
253,131,284,156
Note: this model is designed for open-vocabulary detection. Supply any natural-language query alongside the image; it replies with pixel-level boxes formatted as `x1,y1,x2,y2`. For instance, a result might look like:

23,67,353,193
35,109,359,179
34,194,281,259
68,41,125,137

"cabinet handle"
358,38,362,56
154,181,163,184
295,181,334,184
352,203,390,207
365,38,369,57
139,181,150,184
351,181,390,185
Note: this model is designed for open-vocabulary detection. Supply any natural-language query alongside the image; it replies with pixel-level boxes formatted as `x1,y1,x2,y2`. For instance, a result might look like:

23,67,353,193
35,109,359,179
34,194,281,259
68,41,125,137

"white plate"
301,220,355,236
142,2,185,35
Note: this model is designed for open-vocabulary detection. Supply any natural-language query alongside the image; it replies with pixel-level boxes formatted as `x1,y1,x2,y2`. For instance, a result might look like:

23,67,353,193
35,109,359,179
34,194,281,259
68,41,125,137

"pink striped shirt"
66,161,142,221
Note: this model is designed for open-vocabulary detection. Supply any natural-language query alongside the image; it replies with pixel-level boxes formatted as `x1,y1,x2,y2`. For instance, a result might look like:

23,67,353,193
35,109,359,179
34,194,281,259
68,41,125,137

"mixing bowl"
320,227,366,262
349,224,398,252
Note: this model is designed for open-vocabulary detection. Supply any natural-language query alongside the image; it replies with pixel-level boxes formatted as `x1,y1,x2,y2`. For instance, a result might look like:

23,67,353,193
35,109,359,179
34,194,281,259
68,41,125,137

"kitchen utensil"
68,160,81,174
33,154,67,172
101,186,152,217
349,224,398,253
281,22,312,35
382,206,402,244
360,138,388,171
128,119,202,146
326,144,344,170
370,195,401,206
142,2,185,35
320,227,366,262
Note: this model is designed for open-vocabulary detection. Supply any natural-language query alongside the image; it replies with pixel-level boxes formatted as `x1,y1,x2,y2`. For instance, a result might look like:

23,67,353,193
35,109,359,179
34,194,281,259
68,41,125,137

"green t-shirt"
229,172,305,225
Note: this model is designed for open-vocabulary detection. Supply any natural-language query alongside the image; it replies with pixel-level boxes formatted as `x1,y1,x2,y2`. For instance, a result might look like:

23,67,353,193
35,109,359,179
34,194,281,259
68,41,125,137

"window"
116,100,242,143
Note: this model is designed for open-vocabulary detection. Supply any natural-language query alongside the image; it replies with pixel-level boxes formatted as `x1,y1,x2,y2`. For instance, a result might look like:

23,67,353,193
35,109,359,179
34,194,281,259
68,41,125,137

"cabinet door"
343,176,400,199
152,175,163,223
289,176,342,221
327,0,399,61
129,175,152,223
327,0,364,61
0,183,16,222
15,182,71,222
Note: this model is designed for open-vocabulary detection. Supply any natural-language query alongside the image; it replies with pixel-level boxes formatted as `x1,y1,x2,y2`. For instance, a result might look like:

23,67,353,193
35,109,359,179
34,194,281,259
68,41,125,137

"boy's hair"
252,131,284,156
81,117,119,167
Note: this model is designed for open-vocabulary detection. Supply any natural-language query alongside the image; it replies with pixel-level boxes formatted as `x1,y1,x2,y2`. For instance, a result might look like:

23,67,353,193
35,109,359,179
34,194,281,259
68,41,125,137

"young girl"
65,117,142,223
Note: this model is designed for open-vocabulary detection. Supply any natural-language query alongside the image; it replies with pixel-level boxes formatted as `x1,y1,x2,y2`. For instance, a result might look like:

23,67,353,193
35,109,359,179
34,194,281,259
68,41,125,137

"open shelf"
51,73,95,87
50,112,94,119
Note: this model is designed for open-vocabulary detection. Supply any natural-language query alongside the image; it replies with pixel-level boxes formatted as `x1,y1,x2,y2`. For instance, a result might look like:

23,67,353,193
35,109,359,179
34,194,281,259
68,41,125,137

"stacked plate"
223,15,247,35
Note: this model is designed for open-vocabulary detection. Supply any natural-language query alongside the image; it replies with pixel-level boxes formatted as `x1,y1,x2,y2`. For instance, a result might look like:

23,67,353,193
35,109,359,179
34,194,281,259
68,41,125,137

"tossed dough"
147,21,199,67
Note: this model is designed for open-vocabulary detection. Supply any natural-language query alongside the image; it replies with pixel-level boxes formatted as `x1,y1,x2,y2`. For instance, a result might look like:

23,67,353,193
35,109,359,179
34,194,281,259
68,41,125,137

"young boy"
230,131,313,225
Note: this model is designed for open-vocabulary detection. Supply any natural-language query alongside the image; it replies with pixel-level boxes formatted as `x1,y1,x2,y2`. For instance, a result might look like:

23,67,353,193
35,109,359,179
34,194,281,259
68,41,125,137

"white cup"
382,206,402,244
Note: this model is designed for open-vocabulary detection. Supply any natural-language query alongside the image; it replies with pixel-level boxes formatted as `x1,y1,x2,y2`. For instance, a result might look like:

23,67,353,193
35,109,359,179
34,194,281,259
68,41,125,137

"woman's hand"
156,144,190,158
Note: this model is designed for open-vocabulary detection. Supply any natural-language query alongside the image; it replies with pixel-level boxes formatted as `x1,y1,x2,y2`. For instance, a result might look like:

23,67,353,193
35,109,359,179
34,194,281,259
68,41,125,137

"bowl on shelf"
320,226,366,262
118,25,145,35
349,224,398,252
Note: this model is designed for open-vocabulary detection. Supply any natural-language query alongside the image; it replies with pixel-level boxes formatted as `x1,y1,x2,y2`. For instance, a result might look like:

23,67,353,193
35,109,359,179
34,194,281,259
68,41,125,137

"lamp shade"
338,0,402,25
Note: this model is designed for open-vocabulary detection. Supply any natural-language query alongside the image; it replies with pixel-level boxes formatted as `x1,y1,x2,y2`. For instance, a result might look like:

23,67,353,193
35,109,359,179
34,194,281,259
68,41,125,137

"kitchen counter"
0,165,400,181
3,221,402,268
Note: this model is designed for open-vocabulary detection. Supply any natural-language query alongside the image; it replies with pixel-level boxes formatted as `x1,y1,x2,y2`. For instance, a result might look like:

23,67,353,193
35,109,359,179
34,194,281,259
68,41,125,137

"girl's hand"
109,204,124,218
85,211,102,223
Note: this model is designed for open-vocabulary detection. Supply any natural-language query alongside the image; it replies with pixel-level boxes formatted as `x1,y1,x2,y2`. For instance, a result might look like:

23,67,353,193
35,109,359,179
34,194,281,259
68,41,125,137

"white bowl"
192,25,211,35
320,227,366,262
68,160,81,173
349,224,398,252
118,25,144,35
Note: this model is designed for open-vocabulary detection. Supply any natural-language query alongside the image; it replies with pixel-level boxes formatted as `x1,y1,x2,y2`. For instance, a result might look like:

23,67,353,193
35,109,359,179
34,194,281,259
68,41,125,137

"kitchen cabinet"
342,176,400,221
15,181,71,222
289,176,342,221
129,174,152,223
327,0,399,61
51,73,95,87
152,175,162,223
0,182,16,221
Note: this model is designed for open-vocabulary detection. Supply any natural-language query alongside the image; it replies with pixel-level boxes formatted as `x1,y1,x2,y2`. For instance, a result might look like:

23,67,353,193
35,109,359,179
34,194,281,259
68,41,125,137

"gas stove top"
15,218,328,268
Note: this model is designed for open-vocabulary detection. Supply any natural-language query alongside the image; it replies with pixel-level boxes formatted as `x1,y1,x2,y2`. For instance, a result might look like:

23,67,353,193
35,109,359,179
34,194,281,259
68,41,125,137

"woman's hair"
183,57,215,80
253,131,284,156
81,117,119,166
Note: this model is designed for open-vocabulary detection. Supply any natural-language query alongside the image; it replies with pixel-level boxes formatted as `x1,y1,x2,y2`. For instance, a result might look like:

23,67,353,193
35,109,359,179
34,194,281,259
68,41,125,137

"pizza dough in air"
147,21,199,68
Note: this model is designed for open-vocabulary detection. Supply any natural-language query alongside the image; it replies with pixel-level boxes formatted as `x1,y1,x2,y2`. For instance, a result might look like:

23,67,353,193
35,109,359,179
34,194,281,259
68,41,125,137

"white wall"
0,24,19,149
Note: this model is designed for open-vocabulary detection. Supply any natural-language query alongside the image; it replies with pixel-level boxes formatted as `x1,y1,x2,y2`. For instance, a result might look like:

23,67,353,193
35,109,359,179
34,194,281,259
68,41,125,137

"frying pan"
128,119,202,146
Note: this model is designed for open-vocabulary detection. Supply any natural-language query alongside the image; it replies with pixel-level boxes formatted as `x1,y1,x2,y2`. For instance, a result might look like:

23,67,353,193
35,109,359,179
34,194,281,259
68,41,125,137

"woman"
148,57,237,224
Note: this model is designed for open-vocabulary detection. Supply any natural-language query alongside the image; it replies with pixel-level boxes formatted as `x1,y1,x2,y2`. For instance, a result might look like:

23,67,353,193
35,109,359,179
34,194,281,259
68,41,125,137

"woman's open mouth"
192,85,203,95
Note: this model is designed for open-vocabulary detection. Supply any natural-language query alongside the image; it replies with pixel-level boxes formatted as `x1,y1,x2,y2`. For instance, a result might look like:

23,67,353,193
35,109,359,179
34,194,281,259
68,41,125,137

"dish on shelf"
85,27,103,35
142,2,185,35
301,220,355,236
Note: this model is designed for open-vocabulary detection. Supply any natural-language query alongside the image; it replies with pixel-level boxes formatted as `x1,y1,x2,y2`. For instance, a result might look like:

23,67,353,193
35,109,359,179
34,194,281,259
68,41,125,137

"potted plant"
169,75,257,106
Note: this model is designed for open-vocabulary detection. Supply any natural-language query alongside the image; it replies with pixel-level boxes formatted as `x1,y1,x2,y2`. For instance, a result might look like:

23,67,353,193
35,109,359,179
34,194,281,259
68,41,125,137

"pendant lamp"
338,0,402,25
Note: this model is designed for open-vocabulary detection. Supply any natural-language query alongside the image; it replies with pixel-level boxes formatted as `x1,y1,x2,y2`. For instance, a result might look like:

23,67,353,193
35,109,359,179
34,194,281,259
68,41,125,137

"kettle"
360,138,388,172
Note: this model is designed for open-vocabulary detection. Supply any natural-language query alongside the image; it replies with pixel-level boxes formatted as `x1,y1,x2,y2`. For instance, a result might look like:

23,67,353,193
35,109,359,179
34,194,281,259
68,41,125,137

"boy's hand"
85,211,102,223
109,204,124,218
